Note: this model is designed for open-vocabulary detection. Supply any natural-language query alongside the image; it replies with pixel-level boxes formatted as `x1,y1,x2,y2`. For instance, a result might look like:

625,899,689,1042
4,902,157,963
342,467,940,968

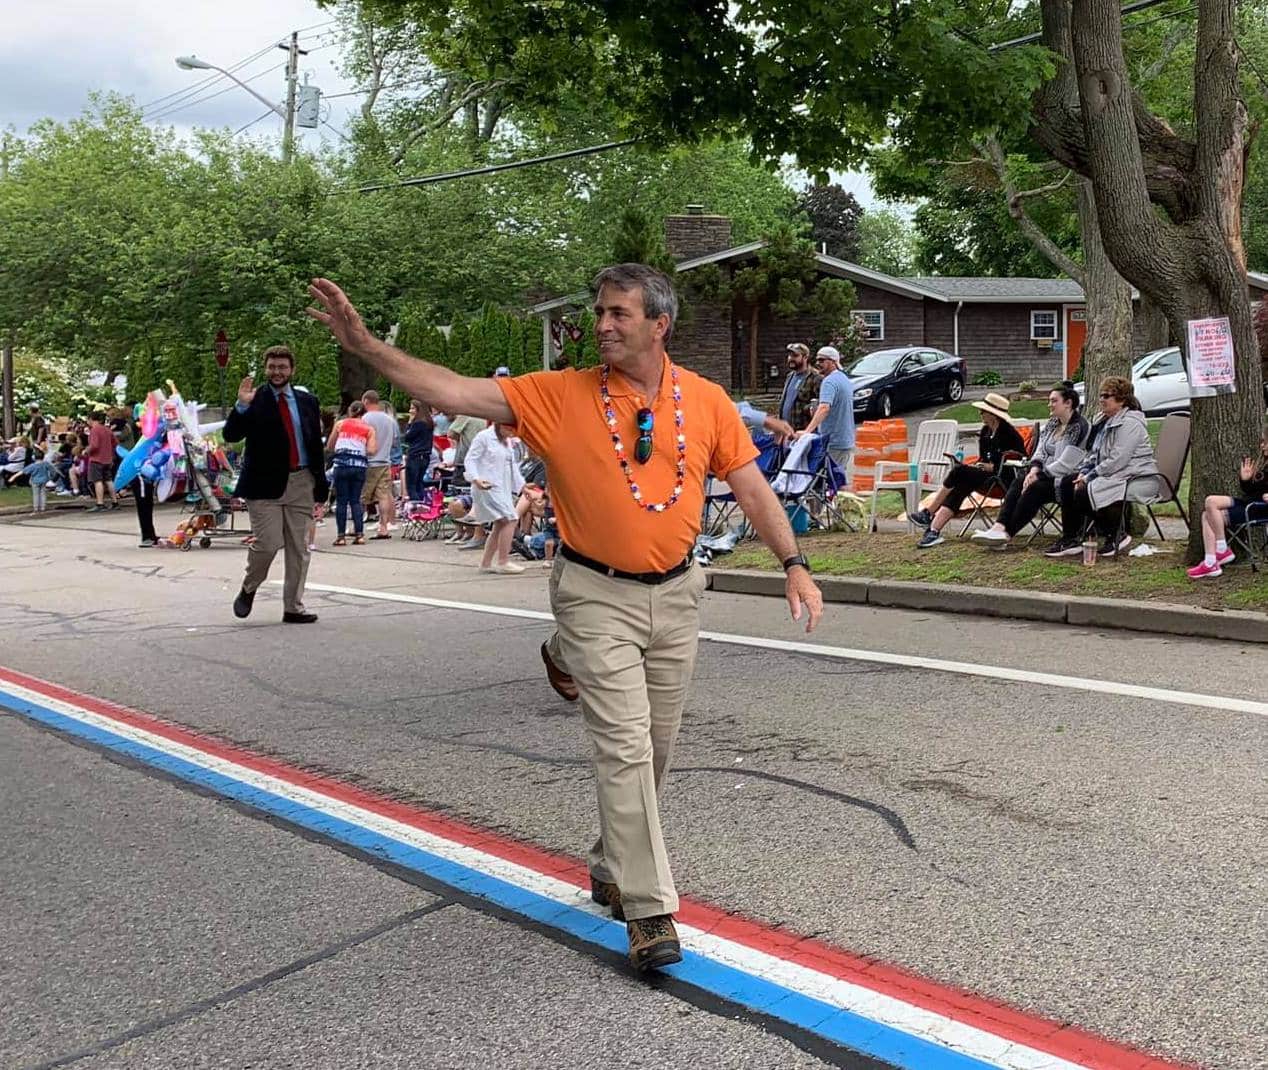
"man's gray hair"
592,263,678,342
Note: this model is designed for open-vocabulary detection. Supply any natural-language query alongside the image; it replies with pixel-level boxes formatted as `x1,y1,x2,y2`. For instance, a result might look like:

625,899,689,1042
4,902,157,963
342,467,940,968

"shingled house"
528,209,1268,391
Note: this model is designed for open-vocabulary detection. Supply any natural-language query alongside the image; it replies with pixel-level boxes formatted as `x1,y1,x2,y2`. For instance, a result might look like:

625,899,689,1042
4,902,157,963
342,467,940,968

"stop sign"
214,329,230,369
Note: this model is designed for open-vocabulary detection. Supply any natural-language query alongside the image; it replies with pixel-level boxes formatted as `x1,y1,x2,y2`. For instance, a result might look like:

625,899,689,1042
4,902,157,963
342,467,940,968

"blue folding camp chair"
771,434,853,533
702,431,785,538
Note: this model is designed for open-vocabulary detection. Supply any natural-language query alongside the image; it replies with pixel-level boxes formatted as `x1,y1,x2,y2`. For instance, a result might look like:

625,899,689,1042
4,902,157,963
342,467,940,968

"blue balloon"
113,429,167,489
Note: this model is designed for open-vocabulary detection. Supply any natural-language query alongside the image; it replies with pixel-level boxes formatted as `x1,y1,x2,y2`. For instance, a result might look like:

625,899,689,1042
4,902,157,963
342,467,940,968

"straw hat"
972,392,1012,421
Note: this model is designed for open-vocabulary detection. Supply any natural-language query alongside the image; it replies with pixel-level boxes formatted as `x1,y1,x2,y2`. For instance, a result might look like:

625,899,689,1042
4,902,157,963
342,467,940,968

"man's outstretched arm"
306,278,514,424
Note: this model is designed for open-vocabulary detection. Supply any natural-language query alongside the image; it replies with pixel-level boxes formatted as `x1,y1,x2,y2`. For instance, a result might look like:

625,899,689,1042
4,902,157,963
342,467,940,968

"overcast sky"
2,1,885,207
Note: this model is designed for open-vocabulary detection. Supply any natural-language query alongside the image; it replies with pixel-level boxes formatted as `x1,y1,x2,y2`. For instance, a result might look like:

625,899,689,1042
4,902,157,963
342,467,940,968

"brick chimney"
664,205,733,262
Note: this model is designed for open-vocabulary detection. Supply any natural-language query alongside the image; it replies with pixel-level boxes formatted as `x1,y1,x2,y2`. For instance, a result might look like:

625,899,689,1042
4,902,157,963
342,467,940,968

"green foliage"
611,206,675,273
972,370,1002,387
856,210,919,276
796,183,863,260
730,225,856,330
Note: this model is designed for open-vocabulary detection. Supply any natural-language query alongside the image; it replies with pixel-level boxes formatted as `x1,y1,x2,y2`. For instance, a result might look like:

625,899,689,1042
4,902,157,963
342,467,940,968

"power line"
341,139,639,194
234,108,277,136
988,0,1182,51
323,77,437,100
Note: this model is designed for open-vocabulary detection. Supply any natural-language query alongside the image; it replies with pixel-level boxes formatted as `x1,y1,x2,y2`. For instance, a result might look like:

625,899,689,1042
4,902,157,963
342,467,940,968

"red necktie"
277,391,300,469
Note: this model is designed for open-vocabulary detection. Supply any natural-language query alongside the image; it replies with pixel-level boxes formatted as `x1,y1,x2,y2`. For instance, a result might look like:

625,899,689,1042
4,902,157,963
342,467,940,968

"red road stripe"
0,665,1198,1070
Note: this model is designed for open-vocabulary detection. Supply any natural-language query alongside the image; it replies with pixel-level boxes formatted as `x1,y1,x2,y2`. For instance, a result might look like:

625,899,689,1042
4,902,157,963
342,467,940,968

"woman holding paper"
972,381,1090,545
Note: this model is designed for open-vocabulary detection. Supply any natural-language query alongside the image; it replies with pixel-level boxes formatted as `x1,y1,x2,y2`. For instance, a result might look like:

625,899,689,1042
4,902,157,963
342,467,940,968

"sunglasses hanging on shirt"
635,407,654,464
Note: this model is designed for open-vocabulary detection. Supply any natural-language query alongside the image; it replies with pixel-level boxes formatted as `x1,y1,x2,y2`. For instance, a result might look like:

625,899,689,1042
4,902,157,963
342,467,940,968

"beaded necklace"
600,362,687,513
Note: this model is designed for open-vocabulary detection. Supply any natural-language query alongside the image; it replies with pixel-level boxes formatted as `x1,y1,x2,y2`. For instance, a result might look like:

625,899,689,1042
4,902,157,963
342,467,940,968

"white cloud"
1,0,359,148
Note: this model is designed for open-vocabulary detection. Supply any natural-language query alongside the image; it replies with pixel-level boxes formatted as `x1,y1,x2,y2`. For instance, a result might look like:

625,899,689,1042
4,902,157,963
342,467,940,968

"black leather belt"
561,545,693,586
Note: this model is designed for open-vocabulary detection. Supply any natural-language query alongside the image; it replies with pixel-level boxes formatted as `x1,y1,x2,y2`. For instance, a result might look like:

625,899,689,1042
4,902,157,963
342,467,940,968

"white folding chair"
867,419,956,532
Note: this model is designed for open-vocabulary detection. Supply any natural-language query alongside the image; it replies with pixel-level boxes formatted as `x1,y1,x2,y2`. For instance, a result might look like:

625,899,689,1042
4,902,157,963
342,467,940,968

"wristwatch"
782,553,811,573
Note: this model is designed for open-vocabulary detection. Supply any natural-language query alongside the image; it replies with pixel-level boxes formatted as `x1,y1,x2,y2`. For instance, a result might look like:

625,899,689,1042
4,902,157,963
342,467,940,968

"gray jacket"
1030,412,1091,477
1079,408,1158,509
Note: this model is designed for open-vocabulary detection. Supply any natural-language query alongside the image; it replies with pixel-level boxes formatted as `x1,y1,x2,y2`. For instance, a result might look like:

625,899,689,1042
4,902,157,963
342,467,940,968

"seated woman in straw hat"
909,392,1026,549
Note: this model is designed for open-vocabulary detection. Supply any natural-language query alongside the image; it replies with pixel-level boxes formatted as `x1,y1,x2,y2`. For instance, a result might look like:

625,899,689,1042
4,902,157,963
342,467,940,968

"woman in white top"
463,423,526,574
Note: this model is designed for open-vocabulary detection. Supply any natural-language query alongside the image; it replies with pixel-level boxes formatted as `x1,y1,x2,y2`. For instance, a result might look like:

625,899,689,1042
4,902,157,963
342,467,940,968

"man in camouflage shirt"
777,343,823,431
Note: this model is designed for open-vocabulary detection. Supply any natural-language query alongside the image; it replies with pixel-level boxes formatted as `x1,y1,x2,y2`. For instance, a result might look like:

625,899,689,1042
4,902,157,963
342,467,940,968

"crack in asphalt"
23,899,456,1070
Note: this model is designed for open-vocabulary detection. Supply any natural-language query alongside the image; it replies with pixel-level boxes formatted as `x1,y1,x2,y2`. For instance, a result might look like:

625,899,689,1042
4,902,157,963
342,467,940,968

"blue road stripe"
4,688,1004,1070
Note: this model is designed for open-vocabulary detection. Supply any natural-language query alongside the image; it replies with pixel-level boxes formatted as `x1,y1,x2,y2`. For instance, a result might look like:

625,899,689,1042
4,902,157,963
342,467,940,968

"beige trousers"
243,470,314,614
548,556,707,920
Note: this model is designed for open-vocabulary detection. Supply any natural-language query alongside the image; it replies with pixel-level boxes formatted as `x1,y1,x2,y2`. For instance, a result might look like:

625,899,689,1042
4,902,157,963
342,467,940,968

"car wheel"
876,391,893,419
946,377,964,402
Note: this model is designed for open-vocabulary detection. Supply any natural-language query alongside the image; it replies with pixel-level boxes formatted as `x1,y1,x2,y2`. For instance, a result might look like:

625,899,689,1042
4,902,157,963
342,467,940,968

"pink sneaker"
1187,560,1223,580
1215,548,1236,567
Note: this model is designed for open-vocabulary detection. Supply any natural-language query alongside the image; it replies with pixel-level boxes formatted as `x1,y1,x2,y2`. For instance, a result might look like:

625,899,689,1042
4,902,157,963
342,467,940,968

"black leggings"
940,464,1006,513
998,473,1055,536
132,478,157,542
1058,475,1124,541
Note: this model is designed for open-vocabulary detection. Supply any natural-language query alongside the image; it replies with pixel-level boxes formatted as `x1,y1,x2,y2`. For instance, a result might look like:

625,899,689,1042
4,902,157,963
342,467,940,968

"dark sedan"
848,347,966,419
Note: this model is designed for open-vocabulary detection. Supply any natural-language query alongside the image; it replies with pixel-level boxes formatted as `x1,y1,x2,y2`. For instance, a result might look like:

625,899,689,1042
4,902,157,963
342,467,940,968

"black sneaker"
916,528,944,549
1099,534,1132,558
908,507,933,528
1044,539,1082,557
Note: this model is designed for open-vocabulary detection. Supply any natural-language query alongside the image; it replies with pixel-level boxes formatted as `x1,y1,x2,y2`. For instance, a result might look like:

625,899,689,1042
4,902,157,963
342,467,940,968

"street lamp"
174,54,293,160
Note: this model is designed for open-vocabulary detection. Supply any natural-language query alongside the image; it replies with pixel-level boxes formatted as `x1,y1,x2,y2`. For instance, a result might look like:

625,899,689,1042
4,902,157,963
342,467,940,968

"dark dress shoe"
627,915,681,972
540,642,578,702
282,611,318,624
590,876,625,921
233,587,256,619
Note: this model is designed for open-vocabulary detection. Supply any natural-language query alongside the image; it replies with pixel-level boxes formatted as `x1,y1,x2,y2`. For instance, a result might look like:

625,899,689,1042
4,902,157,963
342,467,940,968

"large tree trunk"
1137,293,1171,351
1075,179,1133,394
1035,0,1263,560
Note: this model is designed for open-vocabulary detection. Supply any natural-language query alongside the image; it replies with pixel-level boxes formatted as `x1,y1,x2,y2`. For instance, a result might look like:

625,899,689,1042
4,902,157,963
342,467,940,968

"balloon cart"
170,440,249,551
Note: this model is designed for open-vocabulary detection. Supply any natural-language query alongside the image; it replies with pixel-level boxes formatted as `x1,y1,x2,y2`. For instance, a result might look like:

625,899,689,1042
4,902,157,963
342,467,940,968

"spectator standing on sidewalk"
360,390,397,539
307,264,822,975
793,346,856,470
225,345,329,624
464,422,526,575
777,343,822,430
84,412,119,511
403,398,434,501
27,404,49,455
326,400,377,546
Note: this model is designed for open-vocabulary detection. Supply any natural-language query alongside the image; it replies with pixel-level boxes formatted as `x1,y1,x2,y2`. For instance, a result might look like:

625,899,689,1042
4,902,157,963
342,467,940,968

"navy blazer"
224,386,329,502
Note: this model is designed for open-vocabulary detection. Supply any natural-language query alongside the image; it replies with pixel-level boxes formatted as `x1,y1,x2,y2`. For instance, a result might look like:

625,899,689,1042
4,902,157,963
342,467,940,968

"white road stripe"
290,580,1268,719
4,676,1092,1070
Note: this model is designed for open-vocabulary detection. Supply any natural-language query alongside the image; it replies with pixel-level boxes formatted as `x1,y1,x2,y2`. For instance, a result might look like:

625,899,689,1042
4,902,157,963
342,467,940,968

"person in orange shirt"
307,264,822,973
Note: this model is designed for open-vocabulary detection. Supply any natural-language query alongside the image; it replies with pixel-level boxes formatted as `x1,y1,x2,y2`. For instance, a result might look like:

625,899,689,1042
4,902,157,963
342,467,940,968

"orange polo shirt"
498,358,758,573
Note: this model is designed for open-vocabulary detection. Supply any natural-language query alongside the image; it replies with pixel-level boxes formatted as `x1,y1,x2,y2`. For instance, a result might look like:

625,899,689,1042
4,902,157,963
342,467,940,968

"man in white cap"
793,345,855,471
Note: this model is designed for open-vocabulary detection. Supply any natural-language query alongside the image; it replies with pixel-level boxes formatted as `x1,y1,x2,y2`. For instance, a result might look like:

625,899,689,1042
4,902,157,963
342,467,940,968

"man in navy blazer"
224,345,329,624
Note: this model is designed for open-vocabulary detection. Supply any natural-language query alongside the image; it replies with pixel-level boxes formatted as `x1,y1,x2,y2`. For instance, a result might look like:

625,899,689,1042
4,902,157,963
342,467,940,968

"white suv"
1075,347,1191,415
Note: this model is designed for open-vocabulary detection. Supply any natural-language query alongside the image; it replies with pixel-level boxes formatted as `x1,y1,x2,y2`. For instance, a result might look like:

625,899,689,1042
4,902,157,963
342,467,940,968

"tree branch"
389,79,510,165
980,136,1086,284
1013,169,1075,201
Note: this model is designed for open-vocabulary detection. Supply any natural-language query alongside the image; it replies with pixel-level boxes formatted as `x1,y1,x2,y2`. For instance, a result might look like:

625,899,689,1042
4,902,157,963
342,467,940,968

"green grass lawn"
720,531,1268,612
0,485,36,508
935,398,1052,423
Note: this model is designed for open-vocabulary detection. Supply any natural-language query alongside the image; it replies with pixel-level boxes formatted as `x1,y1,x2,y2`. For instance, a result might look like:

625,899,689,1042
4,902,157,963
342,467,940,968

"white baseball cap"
815,346,841,364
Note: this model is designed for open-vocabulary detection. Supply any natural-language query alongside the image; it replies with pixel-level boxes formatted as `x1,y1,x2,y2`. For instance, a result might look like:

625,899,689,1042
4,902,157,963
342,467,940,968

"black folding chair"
1228,500,1268,571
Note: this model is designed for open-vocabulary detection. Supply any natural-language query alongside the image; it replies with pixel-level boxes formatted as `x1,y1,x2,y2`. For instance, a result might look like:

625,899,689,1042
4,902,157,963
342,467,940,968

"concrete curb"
707,568,1268,645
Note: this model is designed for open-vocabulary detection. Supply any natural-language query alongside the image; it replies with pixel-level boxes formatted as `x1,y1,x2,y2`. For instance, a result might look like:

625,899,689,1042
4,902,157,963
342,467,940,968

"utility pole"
278,32,307,165
1,132,13,440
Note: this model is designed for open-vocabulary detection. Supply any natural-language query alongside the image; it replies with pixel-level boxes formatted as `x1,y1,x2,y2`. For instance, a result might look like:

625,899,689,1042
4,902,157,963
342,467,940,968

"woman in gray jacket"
1047,376,1159,557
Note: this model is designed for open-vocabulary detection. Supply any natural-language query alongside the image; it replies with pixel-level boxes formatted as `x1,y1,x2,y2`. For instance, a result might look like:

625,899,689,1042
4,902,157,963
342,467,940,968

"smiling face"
593,283,668,369
264,354,293,389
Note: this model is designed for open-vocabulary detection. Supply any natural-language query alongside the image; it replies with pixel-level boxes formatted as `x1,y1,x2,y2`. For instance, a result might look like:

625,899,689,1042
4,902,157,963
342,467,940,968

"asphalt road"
1,507,1265,1070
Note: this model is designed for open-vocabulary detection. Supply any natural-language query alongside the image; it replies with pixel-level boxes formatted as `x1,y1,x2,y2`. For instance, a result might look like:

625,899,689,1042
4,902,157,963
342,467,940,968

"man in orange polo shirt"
307,265,822,972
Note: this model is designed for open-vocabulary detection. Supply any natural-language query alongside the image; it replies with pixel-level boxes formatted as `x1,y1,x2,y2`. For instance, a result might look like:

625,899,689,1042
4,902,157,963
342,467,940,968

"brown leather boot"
540,641,578,702
627,914,681,972
590,875,625,921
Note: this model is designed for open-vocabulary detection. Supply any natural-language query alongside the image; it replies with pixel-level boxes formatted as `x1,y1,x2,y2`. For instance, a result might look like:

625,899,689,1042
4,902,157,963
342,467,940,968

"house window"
1030,310,1059,341
853,310,885,340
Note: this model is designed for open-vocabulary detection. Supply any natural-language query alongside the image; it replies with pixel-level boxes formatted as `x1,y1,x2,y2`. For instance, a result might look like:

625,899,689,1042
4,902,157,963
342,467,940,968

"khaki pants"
243,470,314,614
548,556,707,920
